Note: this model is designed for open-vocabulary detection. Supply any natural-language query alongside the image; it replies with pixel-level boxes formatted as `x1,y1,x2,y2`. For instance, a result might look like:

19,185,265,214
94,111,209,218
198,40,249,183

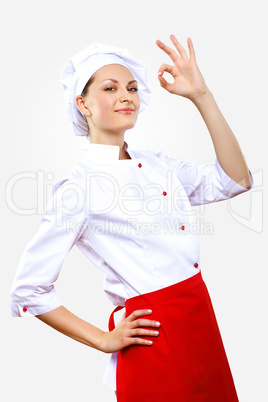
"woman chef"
10,35,253,401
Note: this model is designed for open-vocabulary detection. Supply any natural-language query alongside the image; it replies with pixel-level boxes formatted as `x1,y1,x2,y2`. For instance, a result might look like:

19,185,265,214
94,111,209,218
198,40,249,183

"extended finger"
131,327,160,337
128,309,153,322
156,39,180,63
129,337,154,346
187,37,196,62
130,318,161,329
170,34,188,59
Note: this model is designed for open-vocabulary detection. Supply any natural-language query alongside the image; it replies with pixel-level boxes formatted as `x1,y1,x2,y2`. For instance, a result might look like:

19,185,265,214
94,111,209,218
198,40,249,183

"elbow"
237,171,253,190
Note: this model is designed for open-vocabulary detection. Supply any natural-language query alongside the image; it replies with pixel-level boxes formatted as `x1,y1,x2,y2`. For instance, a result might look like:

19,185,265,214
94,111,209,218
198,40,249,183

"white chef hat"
59,43,151,137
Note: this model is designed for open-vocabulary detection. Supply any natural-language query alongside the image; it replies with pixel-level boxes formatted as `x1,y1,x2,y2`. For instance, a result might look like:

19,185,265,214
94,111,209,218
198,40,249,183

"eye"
128,87,138,92
104,86,138,92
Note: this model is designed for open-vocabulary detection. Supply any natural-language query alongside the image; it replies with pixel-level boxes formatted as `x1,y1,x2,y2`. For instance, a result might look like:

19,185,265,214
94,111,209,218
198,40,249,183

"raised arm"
156,34,251,189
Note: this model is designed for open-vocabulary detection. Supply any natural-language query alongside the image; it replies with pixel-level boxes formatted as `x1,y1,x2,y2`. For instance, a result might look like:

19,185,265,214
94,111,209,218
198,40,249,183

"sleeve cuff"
10,288,62,317
215,158,254,197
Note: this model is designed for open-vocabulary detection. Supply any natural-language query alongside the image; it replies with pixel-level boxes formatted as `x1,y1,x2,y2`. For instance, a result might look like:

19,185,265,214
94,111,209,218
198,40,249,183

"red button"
181,225,185,230
194,263,199,268
23,307,27,312
138,163,142,168
163,191,167,196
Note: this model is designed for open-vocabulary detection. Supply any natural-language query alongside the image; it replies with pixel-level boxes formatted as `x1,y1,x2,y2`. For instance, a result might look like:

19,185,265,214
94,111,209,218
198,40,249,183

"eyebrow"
100,79,138,85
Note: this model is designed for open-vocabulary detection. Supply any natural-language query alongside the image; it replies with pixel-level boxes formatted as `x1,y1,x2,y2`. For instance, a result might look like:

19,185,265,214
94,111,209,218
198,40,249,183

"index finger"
128,309,153,321
156,39,179,64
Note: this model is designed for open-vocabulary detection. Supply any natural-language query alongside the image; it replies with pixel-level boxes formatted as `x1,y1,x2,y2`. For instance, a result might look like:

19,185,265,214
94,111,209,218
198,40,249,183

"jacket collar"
82,140,135,161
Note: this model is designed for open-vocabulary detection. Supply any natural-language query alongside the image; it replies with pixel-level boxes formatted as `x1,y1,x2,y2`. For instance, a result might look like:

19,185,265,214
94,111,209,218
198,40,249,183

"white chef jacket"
10,140,253,390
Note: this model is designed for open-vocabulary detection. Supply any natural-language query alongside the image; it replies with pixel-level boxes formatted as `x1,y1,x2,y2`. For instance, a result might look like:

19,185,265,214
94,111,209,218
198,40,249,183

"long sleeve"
10,178,89,317
153,149,254,206
174,158,254,205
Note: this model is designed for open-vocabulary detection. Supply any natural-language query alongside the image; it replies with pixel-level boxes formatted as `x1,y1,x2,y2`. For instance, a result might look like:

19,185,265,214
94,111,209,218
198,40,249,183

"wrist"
190,88,214,107
82,325,109,353
97,330,111,354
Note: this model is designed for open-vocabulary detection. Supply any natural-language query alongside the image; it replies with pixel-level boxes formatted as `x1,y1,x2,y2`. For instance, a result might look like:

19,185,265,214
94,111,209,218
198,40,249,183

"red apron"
109,272,239,401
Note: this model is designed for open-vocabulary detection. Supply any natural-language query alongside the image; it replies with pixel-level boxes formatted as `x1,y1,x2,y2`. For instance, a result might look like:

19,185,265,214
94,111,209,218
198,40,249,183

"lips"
115,108,135,113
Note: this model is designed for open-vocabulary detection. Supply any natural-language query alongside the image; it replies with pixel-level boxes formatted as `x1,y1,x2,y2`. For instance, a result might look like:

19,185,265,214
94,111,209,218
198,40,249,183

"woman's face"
82,64,140,136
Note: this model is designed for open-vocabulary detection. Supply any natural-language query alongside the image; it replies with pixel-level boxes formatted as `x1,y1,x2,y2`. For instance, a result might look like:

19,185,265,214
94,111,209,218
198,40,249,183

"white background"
2,0,267,401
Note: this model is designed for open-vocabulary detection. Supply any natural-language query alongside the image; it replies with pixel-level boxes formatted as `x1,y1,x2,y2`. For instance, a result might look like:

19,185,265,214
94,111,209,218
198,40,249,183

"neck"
89,132,130,160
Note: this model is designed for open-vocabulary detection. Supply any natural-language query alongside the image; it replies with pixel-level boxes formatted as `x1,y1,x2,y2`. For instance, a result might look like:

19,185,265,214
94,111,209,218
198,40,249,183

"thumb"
158,73,172,92
119,311,126,322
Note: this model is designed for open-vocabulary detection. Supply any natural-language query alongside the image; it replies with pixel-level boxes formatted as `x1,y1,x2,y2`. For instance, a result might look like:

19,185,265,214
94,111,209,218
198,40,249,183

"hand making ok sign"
156,34,208,102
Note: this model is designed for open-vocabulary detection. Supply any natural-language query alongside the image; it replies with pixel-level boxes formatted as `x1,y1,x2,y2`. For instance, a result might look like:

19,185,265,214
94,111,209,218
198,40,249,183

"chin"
114,122,136,131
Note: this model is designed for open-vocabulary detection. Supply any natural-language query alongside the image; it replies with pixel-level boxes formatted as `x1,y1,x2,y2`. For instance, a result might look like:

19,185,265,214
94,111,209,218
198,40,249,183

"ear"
75,95,92,117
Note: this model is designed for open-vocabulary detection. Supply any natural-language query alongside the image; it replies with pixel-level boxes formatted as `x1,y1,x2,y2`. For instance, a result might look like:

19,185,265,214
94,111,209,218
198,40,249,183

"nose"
119,88,132,103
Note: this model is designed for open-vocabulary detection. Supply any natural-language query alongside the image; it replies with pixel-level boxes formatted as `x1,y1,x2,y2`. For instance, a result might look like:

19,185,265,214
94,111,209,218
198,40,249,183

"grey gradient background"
2,0,267,401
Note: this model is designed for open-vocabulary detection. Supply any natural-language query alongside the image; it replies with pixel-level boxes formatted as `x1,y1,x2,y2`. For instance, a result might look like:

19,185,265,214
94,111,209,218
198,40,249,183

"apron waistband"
109,305,125,332
126,271,202,313
108,272,202,332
